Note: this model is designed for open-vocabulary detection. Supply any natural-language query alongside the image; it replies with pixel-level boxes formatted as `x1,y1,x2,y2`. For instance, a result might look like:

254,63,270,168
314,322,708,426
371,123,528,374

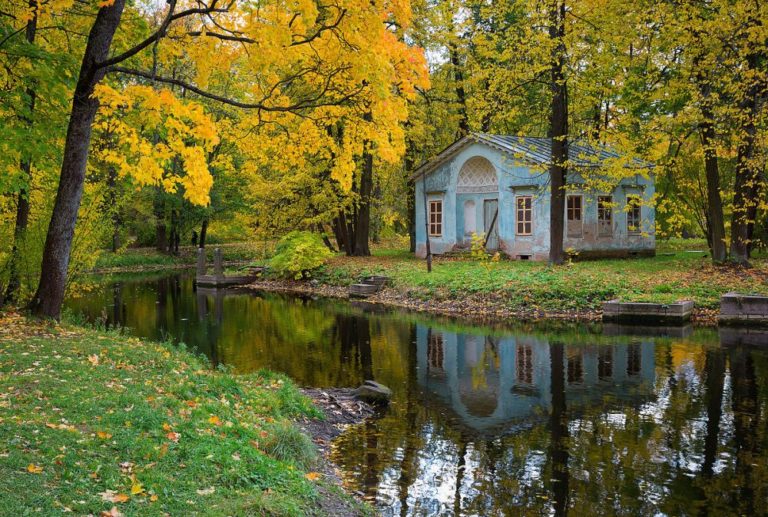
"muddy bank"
297,388,378,517
245,278,719,326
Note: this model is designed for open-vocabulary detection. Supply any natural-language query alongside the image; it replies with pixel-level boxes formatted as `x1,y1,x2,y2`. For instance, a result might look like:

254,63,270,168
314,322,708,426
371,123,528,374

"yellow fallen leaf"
27,463,43,474
162,423,172,432
97,431,112,440
305,472,322,481
149,494,158,502
208,415,221,426
129,473,145,495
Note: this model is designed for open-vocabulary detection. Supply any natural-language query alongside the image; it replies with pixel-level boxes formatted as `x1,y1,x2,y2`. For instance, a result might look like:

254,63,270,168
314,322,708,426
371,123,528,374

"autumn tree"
14,0,426,318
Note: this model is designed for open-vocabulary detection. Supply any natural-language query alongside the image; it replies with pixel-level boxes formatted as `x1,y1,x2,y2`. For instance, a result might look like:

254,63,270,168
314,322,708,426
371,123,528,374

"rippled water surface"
66,271,768,516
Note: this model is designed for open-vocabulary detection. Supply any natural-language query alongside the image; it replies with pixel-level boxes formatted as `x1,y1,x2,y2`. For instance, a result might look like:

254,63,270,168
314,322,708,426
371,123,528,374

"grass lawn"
0,312,355,516
317,239,768,312
93,242,271,271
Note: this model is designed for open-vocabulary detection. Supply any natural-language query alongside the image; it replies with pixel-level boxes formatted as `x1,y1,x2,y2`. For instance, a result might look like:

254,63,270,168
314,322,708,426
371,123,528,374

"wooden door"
483,199,499,251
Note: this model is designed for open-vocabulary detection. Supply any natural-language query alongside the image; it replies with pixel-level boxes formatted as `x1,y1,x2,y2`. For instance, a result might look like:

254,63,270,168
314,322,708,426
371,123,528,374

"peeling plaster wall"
415,142,655,260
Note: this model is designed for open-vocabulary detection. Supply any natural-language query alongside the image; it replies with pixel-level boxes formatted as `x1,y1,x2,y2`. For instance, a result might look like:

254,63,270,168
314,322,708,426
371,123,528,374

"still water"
66,271,768,516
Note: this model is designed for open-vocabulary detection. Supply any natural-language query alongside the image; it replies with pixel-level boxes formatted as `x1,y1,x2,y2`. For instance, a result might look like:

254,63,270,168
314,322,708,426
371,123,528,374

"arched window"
457,156,498,193
464,200,476,236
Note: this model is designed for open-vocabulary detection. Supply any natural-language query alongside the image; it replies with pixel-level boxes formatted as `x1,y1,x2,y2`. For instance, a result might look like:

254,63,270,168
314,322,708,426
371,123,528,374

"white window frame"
566,194,583,237
597,195,613,237
626,195,642,234
516,196,533,236
428,198,443,237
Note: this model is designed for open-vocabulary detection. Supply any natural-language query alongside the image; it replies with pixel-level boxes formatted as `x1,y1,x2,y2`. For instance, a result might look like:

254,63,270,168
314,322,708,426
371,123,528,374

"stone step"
719,292,768,327
602,299,694,324
349,283,380,298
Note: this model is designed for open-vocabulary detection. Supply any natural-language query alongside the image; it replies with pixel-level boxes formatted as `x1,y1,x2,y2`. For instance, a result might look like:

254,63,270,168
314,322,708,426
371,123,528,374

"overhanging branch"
106,65,365,112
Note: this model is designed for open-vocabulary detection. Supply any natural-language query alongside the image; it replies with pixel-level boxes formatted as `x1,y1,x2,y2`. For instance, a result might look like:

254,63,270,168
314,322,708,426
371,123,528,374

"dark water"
66,271,768,516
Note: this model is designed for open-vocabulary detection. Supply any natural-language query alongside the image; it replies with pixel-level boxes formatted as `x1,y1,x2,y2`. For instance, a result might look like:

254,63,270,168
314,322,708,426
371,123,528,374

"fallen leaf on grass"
26,463,43,474
96,431,112,440
88,354,99,366
166,431,180,442
305,472,322,481
208,415,221,426
99,490,129,503
196,487,215,496
149,494,158,502
100,507,123,517
130,480,144,495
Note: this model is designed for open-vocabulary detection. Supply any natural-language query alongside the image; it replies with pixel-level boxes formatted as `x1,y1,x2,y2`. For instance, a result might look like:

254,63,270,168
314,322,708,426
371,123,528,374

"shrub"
268,231,332,279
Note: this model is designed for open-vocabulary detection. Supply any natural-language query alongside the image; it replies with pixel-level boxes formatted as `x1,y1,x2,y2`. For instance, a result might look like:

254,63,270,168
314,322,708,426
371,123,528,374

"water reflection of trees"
334,329,768,517
67,278,768,516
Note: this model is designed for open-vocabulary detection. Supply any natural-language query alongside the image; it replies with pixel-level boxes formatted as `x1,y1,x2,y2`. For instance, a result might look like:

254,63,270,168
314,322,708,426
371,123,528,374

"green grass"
317,239,768,312
94,243,271,271
0,313,348,516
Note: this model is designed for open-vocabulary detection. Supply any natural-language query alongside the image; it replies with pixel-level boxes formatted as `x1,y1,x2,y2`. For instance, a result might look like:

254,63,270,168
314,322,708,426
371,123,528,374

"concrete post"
196,248,206,277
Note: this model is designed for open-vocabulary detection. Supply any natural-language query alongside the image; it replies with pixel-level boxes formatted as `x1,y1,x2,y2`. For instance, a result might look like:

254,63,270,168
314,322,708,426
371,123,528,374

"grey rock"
353,380,392,405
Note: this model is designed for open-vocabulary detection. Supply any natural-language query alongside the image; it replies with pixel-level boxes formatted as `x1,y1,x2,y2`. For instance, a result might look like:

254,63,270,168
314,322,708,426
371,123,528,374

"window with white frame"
429,199,443,237
566,195,583,237
626,195,641,234
598,195,613,236
516,196,532,235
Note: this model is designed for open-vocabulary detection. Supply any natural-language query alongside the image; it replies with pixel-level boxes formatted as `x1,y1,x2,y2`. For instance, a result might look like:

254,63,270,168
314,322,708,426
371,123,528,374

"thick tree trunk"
352,149,372,256
450,43,469,137
548,0,568,266
730,64,760,265
3,1,37,305
331,215,346,253
692,53,728,263
549,342,569,516
700,114,727,263
199,219,208,249
29,0,126,319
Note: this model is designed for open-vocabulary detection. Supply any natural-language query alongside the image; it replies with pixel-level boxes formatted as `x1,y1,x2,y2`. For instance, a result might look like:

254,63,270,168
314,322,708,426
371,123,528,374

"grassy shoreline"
87,240,768,324
0,312,365,516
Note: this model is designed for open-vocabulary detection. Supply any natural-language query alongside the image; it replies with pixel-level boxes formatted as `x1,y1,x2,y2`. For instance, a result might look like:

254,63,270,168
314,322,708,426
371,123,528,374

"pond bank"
0,312,368,516
244,278,721,326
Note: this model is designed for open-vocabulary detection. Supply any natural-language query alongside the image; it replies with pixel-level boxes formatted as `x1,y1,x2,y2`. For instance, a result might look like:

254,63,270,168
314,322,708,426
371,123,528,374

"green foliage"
269,232,333,280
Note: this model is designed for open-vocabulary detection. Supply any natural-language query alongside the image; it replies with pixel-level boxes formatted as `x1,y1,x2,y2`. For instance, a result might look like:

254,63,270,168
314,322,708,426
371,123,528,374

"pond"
66,271,768,516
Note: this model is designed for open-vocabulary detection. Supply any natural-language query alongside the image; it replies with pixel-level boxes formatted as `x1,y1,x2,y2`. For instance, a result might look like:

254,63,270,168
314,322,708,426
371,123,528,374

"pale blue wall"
415,323,656,432
415,141,656,259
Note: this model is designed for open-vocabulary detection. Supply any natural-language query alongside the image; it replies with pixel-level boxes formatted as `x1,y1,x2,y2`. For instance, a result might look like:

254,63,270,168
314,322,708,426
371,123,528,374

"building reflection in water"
418,325,655,433
66,274,768,517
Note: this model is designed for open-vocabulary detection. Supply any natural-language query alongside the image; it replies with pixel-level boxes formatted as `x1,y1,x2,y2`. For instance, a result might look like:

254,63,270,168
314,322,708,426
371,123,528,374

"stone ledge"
602,299,694,324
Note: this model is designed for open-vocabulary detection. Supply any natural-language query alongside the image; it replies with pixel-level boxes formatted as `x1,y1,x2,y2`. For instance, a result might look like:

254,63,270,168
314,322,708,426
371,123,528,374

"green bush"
269,231,332,279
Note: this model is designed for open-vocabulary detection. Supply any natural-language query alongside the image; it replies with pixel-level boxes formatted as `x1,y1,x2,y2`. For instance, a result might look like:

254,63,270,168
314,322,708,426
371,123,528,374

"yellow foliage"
93,85,218,206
